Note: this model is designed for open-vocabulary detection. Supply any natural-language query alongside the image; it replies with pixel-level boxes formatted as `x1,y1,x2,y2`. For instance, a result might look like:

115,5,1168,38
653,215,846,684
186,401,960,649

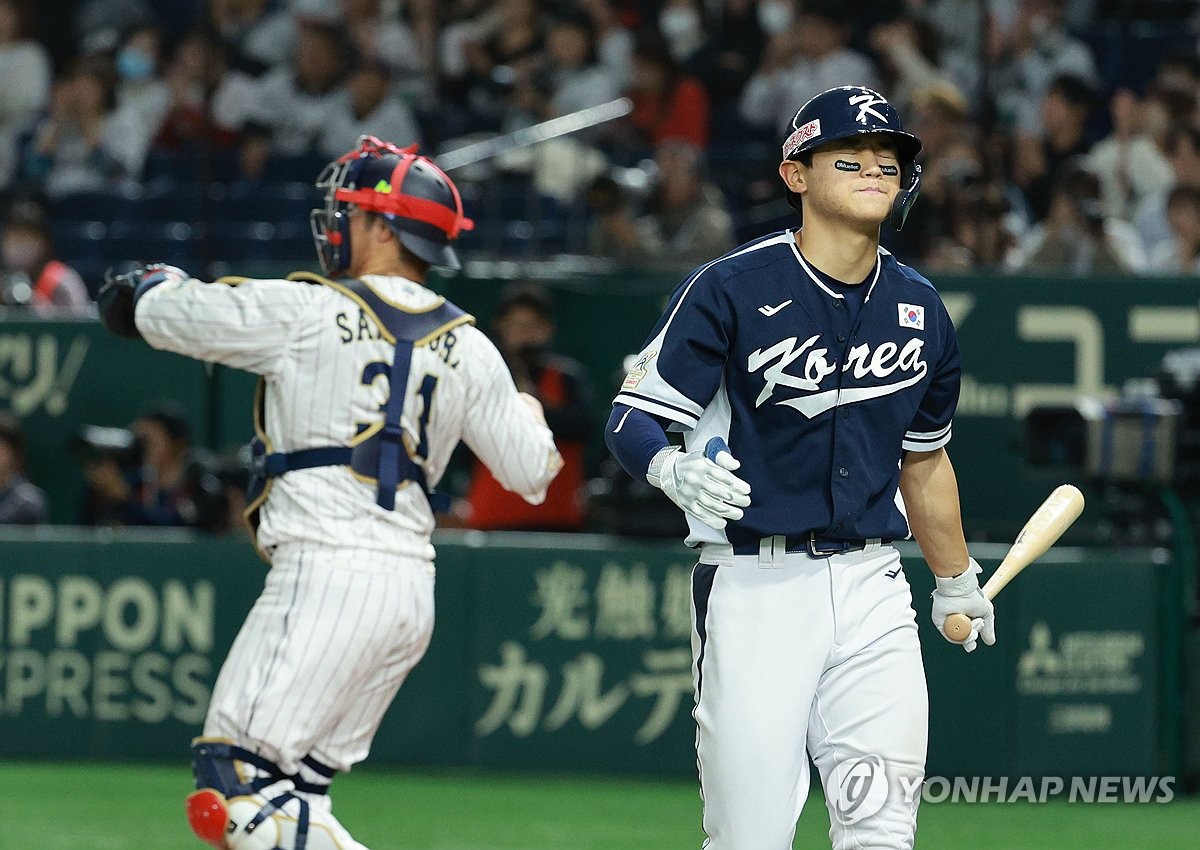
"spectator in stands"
988,0,1099,134
585,173,644,261
234,120,272,182
892,84,982,263
497,8,619,146
903,0,985,101
209,0,295,76
1087,87,1175,222
79,402,227,531
590,140,734,266
1142,82,1199,156
700,0,766,123
576,0,634,90
0,412,49,525
636,139,735,265
868,15,961,116
114,23,170,126
1011,160,1146,275
1150,49,1200,100
0,200,89,313
0,0,52,192
22,54,151,197
1136,125,1200,257
453,0,545,132
154,28,252,153
343,0,427,91
657,0,711,68
624,30,710,157
925,182,1017,271
739,0,878,136
462,283,592,532
245,19,350,156
321,60,422,158
73,0,154,55
1148,184,1200,274
1011,72,1097,222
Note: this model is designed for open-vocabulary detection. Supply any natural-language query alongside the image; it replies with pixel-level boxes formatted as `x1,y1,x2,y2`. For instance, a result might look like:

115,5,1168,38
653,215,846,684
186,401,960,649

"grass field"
4,762,1196,849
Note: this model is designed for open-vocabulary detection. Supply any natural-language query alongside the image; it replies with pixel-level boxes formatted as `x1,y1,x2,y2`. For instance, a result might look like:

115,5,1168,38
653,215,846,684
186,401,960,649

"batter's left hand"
930,558,996,652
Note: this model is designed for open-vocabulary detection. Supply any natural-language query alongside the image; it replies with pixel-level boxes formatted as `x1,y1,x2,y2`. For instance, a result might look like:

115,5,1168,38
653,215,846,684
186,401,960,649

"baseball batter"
99,137,562,850
605,87,996,849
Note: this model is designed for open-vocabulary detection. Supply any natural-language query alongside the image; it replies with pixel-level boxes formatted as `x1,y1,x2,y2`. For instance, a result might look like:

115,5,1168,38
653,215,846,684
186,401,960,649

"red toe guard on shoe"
186,789,230,848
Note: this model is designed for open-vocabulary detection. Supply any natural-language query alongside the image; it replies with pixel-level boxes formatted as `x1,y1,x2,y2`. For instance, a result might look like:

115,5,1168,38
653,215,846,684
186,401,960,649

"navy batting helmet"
311,136,474,275
781,86,923,230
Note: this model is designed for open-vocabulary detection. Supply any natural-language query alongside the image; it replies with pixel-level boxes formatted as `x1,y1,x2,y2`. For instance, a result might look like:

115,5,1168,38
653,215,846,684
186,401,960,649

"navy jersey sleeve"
903,296,960,452
613,267,731,430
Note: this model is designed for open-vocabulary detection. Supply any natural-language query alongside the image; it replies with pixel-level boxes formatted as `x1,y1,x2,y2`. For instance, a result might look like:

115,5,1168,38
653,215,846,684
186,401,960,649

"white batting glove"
930,558,997,653
647,445,752,531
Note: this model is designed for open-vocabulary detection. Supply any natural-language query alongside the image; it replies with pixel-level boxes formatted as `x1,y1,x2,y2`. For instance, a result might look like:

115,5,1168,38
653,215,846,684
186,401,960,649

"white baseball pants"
692,542,927,850
204,543,435,770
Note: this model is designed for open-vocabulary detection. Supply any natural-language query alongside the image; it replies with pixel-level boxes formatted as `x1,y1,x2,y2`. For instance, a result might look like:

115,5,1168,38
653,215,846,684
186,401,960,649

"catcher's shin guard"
188,738,358,850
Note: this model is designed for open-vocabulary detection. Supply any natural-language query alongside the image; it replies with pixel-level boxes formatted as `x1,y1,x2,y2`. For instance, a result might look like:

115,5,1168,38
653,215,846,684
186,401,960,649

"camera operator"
79,403,227,531
0,412,49,525
1,199,89,314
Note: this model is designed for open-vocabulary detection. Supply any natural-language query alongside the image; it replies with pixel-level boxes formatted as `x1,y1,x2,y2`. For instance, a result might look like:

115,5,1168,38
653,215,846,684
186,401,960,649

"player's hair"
138,403,190,443
1046,73,1097,112
360,209,432,270
495,282,555,324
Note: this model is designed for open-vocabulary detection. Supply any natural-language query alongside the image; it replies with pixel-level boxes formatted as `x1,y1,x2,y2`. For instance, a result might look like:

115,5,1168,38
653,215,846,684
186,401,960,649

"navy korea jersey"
614,230,961,551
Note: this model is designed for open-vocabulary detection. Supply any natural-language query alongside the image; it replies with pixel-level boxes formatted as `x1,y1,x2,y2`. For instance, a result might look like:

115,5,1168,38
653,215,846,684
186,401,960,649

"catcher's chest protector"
244,272,473,553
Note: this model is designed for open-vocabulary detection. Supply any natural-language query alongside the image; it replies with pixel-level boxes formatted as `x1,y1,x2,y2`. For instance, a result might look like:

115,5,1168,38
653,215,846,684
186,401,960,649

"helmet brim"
400,231,461,271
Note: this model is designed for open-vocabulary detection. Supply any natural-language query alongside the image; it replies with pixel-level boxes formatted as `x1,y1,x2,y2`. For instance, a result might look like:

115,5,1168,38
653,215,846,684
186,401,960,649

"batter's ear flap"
889,162,922,231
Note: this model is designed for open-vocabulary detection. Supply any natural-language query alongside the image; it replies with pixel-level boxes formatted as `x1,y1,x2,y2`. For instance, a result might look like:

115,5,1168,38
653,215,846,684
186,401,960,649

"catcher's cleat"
187,789,230,848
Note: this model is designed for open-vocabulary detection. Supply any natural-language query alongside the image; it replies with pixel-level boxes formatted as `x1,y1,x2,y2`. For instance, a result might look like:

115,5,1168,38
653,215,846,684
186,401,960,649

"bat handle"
943,612,974,643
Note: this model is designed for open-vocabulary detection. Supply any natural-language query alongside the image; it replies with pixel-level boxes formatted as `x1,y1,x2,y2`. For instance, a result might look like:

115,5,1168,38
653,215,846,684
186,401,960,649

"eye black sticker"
881,164,899,176
835,159,861,171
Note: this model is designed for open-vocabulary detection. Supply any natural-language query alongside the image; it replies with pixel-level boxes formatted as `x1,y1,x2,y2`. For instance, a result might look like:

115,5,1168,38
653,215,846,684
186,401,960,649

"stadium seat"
103,220,203,269
137,184,206,224
209,221,278,262
221,181,321,224
50,189,139,224
50,220,108,265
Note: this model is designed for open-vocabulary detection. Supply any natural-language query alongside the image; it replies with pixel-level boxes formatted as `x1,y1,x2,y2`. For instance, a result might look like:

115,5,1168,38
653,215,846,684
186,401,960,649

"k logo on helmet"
849,92,890,124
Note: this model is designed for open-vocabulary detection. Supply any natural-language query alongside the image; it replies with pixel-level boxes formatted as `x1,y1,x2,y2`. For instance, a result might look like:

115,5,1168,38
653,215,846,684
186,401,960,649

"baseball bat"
944,484,1085,643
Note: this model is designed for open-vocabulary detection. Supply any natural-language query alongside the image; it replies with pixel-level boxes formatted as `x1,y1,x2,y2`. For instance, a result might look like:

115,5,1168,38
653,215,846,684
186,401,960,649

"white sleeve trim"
613,392,699,430
903,422,952,452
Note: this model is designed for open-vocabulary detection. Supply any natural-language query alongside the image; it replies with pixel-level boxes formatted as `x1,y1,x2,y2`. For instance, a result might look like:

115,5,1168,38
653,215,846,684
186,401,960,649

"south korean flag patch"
898,303,925,330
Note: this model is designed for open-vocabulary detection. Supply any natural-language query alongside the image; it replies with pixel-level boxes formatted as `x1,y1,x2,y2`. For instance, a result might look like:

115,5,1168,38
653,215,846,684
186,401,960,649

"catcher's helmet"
781,86,923,230
311,136,474,275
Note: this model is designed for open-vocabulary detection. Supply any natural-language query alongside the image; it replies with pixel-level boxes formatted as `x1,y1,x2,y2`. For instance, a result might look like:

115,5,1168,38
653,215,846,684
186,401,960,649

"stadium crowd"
0,0,1198,308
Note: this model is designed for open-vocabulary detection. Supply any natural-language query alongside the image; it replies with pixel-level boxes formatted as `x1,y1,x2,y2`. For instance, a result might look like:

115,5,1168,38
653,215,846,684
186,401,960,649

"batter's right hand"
647,445,751,531
930,558,997,653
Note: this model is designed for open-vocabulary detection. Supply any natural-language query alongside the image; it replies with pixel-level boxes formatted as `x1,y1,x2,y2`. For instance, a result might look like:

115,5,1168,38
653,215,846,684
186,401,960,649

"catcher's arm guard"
98,263,188,339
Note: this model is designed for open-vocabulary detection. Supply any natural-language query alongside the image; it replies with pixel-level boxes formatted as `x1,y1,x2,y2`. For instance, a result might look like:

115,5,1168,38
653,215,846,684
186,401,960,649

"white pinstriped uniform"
134,273,559,812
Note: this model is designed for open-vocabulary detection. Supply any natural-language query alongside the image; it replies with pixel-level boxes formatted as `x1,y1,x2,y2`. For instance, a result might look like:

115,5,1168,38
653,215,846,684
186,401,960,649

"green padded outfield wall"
2,273,1198,537
0,530,1183,779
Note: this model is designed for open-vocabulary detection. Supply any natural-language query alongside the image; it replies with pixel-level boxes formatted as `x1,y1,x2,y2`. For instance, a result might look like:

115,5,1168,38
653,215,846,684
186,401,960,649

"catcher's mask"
311,135,474,275
781,85,923,231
